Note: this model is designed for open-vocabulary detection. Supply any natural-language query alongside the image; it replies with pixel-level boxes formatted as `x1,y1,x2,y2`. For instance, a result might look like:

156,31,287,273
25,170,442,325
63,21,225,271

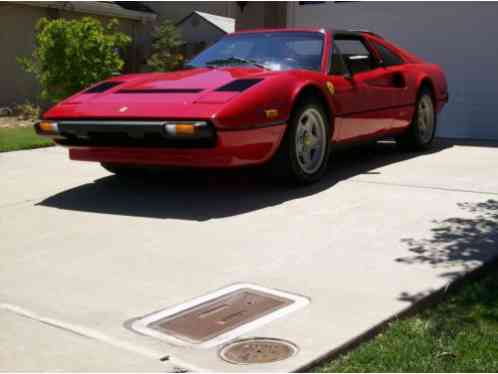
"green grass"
316,266,498,372
0,126,53,152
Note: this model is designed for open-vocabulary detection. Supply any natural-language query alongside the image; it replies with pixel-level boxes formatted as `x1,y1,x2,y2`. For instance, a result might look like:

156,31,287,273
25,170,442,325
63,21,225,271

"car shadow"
38,140,452,221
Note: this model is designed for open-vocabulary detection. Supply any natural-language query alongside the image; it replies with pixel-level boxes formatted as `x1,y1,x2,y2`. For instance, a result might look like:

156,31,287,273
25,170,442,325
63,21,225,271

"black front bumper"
35,120,217,148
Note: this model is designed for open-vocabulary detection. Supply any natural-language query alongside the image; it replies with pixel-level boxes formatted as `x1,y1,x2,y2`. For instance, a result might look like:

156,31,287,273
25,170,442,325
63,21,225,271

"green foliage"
147,20,184,72
18,17,131,103
14,101,41,120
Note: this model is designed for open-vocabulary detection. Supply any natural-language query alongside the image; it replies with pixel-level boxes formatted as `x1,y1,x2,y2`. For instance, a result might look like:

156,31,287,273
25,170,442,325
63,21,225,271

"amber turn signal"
37,121,59,134
175,124,196,135
164,121,207,137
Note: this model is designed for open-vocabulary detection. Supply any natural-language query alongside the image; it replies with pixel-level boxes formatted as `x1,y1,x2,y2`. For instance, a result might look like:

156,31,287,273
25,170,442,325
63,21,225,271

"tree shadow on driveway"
38,141,452,221
397,199,498,303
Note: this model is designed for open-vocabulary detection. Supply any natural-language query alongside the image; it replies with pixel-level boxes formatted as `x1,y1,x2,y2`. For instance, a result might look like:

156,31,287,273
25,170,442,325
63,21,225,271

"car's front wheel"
270,99,331,184
396,88,437,151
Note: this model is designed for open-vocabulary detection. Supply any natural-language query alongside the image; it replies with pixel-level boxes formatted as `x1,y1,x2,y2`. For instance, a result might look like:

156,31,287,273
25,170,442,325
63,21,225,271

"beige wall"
0,3,47,106
0,2,149,107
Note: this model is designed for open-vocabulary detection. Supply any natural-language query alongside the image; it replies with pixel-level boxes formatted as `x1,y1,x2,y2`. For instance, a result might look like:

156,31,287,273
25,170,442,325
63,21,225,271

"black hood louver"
84,81,122,93
116,88,203,94
215,79,263,92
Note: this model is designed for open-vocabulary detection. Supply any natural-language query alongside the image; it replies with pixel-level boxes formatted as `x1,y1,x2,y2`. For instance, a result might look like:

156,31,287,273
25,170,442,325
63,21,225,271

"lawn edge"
0,143,54,153
298,255,498,373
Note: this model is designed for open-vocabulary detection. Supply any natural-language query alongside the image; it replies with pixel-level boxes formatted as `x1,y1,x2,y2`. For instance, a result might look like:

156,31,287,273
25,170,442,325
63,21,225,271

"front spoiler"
68,125,287,168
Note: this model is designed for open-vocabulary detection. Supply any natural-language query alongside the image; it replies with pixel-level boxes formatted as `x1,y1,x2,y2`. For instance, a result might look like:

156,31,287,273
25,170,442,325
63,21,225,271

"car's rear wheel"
270,99,331,184
396,87,437,151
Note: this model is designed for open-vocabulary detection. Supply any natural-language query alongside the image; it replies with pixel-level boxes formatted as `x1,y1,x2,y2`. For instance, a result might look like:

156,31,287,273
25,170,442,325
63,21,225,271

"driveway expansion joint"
0,303,204,372
350,179,498,196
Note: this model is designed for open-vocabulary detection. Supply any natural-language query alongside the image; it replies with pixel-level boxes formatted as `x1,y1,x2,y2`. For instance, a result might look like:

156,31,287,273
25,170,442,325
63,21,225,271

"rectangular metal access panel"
149,288,293,343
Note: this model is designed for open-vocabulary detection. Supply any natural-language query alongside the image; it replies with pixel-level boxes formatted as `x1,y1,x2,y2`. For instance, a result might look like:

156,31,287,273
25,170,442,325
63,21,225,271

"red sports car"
37,28,448,184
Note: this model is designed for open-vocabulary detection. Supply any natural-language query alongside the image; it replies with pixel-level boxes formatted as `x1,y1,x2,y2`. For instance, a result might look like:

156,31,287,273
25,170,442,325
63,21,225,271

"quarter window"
371,42,404,66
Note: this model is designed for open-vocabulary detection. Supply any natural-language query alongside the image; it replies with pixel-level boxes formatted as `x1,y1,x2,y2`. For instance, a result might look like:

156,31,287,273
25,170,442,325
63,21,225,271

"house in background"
176,11,235,59
0,1,285,107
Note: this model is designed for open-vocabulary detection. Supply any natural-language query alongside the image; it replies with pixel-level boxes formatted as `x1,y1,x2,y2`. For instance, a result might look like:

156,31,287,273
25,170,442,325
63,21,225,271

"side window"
371,41,404,66
329,44,348,75
334,38,375,74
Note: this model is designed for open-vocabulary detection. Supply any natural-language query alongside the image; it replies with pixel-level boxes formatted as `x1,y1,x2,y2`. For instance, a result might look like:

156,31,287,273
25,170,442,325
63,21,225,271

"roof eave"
20,1,157,22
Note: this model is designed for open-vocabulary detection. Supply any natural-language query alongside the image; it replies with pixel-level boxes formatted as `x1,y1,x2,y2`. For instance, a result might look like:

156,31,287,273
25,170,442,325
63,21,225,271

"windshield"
187,32,325,72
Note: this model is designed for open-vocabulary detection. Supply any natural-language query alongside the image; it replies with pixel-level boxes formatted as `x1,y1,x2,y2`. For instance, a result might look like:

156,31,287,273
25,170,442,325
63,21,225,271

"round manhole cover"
219,338,298,365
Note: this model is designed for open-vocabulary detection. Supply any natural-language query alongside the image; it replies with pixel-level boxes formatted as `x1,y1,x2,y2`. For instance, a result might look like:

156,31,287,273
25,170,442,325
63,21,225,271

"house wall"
177,13,226,46
143,2,233,23
177,13,227,59
287,2,498,140
144,1,286,30
0,2,149,107
0,3,47,107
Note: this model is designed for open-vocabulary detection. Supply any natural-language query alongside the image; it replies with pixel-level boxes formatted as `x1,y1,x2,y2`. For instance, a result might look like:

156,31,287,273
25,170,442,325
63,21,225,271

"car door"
331,36,396,141
368,39,412,131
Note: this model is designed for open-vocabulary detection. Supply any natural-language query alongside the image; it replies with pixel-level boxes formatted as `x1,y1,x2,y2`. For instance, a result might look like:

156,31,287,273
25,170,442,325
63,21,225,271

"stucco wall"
0,3,47,106
288,2,498,140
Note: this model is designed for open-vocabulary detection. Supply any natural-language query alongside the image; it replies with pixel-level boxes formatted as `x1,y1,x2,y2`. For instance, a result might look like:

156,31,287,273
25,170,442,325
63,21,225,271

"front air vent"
215,79,263,92
84,81,122,93
117,88,203,94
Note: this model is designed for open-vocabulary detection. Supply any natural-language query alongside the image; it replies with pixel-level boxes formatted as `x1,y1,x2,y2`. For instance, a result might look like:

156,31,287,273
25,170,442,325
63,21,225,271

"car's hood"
44,67,272,120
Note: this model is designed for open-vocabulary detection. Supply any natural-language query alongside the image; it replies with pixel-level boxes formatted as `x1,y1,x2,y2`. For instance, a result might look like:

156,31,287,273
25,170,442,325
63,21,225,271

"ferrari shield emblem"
326,82,335,95
265,109,279,119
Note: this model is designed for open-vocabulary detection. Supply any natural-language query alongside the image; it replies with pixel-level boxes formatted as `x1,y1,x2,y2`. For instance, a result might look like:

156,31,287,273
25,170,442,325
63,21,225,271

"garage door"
288,2,498,140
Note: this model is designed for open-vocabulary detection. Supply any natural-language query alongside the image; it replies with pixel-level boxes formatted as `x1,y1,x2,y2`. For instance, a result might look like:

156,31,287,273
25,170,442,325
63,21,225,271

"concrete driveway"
1,140,498,372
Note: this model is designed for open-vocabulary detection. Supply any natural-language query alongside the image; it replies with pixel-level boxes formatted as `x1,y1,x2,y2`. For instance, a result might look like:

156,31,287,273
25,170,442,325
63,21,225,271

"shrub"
18,17,131,103
15,102,41,120
147,20,184,72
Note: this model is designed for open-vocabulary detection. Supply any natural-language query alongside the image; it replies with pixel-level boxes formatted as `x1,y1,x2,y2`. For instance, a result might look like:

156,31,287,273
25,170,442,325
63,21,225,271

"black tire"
269,98,331,185
100,162,144,178
396,87,437,151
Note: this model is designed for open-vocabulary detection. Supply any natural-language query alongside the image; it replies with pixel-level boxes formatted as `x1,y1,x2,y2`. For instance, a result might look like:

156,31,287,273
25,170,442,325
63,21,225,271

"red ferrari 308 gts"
37,28,448,184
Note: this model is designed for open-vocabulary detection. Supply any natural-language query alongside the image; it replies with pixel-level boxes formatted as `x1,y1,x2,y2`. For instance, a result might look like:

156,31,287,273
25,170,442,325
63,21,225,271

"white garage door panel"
289,2,498,140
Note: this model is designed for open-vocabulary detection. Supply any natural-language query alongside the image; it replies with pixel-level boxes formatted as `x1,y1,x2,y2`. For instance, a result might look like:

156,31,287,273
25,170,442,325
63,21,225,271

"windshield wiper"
205,56,268,70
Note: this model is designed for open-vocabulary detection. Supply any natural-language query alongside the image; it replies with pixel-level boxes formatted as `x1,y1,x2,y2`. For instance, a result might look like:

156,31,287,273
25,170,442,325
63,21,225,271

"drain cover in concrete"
131,284,309,348
219,338,298,364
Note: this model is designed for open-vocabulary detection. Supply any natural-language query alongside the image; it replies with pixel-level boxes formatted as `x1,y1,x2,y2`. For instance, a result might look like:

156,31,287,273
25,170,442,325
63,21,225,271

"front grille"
55,120,216,148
